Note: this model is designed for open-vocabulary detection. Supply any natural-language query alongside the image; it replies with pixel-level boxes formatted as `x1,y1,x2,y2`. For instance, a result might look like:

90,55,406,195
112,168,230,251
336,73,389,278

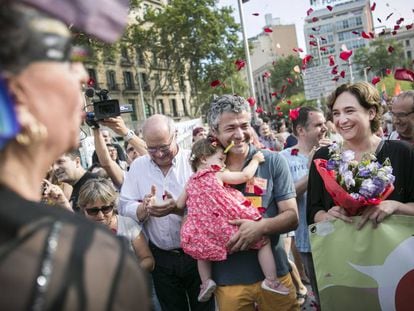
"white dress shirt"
119,148,192,250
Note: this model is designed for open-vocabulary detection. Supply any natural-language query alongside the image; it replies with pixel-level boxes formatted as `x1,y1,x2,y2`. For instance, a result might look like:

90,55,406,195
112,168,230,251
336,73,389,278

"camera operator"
93,116,147,188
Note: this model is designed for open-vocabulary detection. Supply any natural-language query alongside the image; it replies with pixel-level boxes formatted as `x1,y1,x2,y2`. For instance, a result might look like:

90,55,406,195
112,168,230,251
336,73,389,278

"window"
407,51,412,59
128,99,137,121
140,73,151,91
406,40,411,47
87,68,98,86
137,50,145,66
120,47,130,64
106,71,117,90
182,99,189,116
170,99,177,117
123,71,134,90
157,99,165,114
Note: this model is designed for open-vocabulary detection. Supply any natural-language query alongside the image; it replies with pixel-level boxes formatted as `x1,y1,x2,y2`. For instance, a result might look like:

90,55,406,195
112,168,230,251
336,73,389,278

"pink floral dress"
180,166,264,261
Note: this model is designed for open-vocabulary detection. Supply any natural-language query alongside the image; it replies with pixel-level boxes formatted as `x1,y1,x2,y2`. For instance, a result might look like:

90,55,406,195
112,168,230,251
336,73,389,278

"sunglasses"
85,204,114,216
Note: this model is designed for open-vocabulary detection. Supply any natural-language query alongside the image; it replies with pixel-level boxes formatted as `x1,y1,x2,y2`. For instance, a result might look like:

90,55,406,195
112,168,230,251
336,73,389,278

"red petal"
371,76,381,85
276,106,281,110
361,31,370,39
307,8,314,16
255,107,264,113
370,2,376,11
264,27,273,33
386,68,392,75
252,13,260,16
309,34,315,39
312,17,319,22
396,18,404,25
242,199,252,207
352,30,360,35
340,70,345,78
320,47,327,51
287,77,293,84
369,32,375,39
271,92,278,97
309,41,317,46
406,24,413,30
332,76,340,81
87,78,95,87
326,5,333,11
388,45,394,53
392,31,397,35
329,55,335,66
339,50,352,61
247,97,256,107
234,59,246,71
331,66,338,75
263,71,271,78
210,80,221,88
394,68,414,82
253,185,264,195
394,25,400,31
278,111,283,117
287,100,292,105
302,54,313,65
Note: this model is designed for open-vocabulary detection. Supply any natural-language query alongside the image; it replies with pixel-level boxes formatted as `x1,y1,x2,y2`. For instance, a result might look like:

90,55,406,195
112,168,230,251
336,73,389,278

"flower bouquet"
314,143,395,216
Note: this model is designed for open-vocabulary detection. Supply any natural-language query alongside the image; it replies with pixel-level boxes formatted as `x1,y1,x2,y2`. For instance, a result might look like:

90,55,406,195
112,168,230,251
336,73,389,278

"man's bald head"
142,114,175,139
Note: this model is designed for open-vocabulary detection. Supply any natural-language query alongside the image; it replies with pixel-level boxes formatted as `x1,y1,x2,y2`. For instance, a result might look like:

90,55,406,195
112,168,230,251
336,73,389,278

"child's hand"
252,151,265,163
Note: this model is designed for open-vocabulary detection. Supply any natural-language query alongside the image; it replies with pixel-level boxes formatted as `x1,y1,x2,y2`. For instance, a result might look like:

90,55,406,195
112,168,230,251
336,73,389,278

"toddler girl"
178,138,290,302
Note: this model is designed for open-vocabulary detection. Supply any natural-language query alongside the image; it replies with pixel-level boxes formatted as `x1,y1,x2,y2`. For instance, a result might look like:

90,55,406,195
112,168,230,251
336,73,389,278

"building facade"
249,15,298,110
84,0,192,131
303,0,373,99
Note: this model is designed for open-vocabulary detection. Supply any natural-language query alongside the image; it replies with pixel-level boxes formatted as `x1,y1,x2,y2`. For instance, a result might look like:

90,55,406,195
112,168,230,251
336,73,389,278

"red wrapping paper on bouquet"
314,159,394,216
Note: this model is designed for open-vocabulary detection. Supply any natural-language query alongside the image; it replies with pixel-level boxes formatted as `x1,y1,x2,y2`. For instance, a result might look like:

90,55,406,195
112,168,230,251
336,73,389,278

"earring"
15,123,48,146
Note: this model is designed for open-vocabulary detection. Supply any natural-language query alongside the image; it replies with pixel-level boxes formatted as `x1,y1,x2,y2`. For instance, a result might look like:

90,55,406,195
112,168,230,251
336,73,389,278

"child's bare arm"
175,188,188,210
218,151,265,185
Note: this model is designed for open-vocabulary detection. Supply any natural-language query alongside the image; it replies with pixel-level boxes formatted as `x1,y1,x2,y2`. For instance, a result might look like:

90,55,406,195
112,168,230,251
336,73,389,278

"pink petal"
370,2,376,11
312,17,319,22
264,27,273,33
340,70,345,78
247,97,256,107
252,13,260,16
394,68,414,82
371,76,381,85
386,68,392,75
326,5,333,11
307,8,314,16
210,80,221,88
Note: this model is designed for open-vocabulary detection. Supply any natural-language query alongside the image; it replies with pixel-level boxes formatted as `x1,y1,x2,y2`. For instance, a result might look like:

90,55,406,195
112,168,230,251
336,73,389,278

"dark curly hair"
189,137,223,172
327,82,383,133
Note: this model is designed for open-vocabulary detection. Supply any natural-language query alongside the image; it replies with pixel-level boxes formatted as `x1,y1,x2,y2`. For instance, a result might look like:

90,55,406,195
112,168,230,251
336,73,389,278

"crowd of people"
1,1,414,311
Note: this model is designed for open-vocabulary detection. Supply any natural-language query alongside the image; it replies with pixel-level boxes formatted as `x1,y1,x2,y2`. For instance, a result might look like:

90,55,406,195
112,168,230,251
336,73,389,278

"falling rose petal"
329,55,335,66
396,17,404,25
210,79,221,88
386,68,392,75
392,30,397,35
352,30,360,35
287,100,292,105
371,76,381,85
309,34,315,39
339,50,352,61
340,70,346,78
320,47,327,51
331,66,338,75
312,17,319,22
253,185,264,195
326,5,333,11
87,78,95,87
307,8,314,16
287,77,294,84
302,54,313,65
394,25,400,31
379,29,386,35
280,85,287,94
369,32,375,39
388,45,394,53
320,36,326,41
332,76,340,81
361,31,370,39
252,13,260,16
276,106,281,111
257,207,266,214
309,41,317,46
271,92,278,97
278,111,283,117
255,107,264,113
312,27,320,32
377,18,382,23
386,13,393,21
406,24,413,30
370,2,376,11
263,71,271,78
234,59,246,71
394,68,414,82
264,27,273,33
289,108,300,121
247,97,256,107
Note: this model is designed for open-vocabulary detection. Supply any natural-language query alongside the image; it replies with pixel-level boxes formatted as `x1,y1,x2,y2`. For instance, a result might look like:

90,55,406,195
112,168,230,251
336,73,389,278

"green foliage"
354,39,408,76
374,75,414,98
269,55,304,99
128,0,245,115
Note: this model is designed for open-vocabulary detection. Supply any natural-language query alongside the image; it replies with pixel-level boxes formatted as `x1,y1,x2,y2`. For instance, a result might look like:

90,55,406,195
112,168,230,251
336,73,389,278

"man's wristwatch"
123,129,135,142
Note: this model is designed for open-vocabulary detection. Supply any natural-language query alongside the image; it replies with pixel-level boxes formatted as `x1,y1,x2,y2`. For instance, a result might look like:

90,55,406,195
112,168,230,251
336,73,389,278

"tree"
129,0,246,116
269,55,304,99
354,38,408,77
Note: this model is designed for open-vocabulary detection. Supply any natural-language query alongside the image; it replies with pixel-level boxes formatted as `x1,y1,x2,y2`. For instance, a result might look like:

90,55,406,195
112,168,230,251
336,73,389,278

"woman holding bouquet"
307,81,414,228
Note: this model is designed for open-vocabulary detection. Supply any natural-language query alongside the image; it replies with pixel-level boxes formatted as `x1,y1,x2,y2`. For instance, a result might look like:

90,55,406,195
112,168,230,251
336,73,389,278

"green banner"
309,215,414,311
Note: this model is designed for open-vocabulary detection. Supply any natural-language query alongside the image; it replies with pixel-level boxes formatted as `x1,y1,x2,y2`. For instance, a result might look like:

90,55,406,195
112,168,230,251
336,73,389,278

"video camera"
84,88,133,128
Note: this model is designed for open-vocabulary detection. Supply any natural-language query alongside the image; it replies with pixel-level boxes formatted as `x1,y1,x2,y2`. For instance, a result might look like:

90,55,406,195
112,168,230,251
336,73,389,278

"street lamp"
237,0,257,123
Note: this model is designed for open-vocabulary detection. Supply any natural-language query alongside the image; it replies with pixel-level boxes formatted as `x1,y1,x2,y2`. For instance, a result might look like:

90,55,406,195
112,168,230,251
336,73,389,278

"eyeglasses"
147,135,175,154
390,111,414,119
85,205,114,216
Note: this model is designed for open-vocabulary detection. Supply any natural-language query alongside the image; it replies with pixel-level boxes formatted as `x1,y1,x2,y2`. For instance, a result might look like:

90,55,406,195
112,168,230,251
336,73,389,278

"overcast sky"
218,0,413,51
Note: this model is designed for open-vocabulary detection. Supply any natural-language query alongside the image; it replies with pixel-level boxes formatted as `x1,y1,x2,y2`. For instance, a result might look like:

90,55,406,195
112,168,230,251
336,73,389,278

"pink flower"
339,50,353,61
289,108,300,121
